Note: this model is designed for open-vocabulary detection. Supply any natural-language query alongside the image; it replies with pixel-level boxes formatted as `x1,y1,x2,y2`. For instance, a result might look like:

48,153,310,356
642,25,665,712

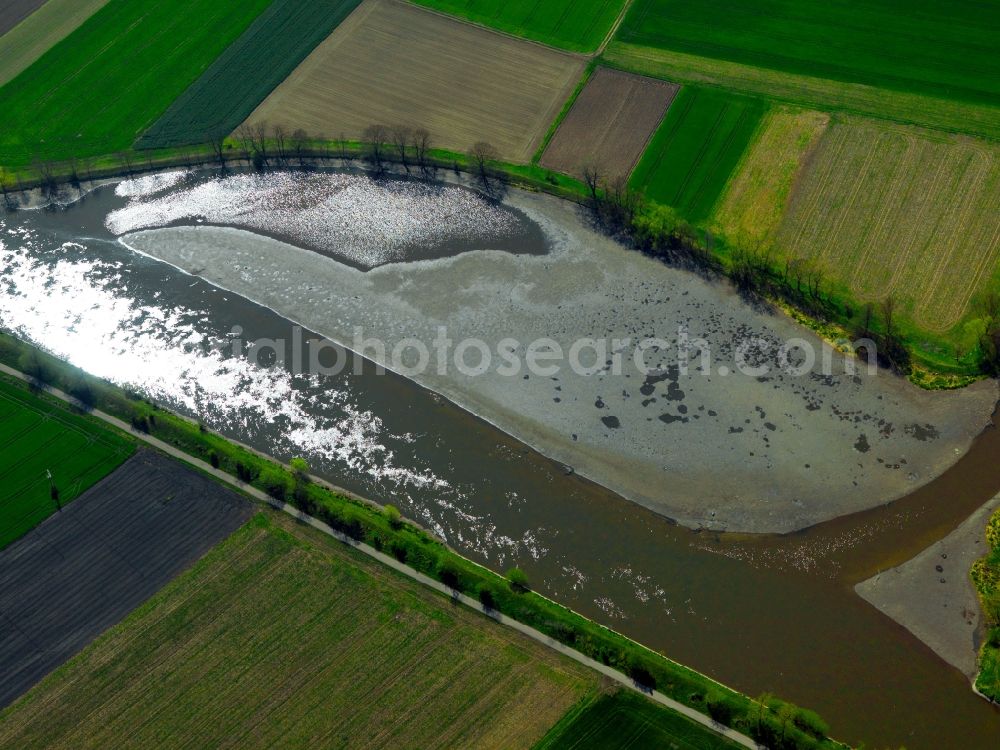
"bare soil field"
712,107,828,246
0,511,596,749
777,116,1000,332
0,451,252,709
0,0,109,87
540,67,678,180
244,0,586,162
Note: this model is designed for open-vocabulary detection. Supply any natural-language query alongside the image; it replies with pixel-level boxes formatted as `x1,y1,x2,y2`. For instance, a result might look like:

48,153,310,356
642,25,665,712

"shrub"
626,656,657,691
478,585,496,610
208,451,220,469
793,707,830,740
506,567,529,593
438,562,461,591
383,504,402,529
706,691,736,725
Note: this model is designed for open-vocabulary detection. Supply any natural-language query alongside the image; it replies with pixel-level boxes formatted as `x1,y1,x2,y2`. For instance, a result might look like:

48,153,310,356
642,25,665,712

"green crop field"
617,0,1000,106
630,87,765,221
411,0,628,52
138,0,362,150
0,0,272,167
0,378,133,549
0,512,596,749
534,690,742,750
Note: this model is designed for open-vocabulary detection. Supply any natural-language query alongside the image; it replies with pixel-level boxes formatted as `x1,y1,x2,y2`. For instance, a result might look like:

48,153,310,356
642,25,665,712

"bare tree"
235,124,255,165
338,132,353,163
209,133,227,169
582,165,601,203
364,124,389,175
391,125,412,171
118,151,134,177
880,295,896,341
411,128,432,175
272,124,288,166
469,141,498,191
291,129,309,166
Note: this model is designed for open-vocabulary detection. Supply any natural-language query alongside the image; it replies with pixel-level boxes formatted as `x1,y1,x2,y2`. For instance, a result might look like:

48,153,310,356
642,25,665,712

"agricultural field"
630,86,766,222
0,511,596,749
137,0,363,150
540,67,678,181
0,0,109,87
0,0,47,38
617,0,1000,105
244,0,586,163
411,0,627,53
602,44,1000,142
776,116,1000,333
0,451,251,709
712,107,828,246
0,0,273,167
534,690,742,750
0,377,132,549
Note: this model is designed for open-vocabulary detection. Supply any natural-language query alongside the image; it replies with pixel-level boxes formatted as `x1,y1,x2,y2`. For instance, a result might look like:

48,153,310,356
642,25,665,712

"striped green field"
411,0,627,52
0,0,272,167
138,0,362,150
617,0,1000,106
630,87,766,221
0,378,133,549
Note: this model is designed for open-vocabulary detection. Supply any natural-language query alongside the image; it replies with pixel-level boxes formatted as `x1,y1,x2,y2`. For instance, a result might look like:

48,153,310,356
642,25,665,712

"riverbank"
0,337,842,750
110,167,997,533
2,139,994,382
856,492,1000,680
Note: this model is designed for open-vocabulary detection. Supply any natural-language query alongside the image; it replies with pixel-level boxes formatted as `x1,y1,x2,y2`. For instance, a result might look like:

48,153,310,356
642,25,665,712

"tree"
208,133,227,169
272,124,288,166
411,128,432,175
506,566,529,592
338,132,353,163
364,124,389,175
391,125,411,171
235,123,255,165
582,164,601,204
469,141,498,192
291,129,309,166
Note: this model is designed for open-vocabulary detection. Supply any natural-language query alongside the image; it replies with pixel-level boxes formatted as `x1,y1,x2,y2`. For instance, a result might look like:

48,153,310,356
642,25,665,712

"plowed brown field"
244,0,586,162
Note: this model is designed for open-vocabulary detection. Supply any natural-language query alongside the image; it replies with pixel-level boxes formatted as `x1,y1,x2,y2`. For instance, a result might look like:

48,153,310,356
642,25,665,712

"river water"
1,173,998,748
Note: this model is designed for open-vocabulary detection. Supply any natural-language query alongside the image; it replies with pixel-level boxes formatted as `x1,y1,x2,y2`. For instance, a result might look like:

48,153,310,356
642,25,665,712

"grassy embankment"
972,508,1000,702
411,0,627,53
0,333,847,750
0,374,133,549
0,512,596,749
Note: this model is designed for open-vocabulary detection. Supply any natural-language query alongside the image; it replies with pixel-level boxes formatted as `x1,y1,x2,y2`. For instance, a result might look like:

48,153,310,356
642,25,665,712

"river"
1,170,998,748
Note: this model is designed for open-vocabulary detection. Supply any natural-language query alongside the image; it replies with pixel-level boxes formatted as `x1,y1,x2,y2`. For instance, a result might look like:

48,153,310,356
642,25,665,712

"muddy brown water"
1,180,999,748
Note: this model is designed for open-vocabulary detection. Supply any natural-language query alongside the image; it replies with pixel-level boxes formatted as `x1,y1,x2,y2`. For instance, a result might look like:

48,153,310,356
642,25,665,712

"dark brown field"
540,67,679,180
0,0,46,37
0,451,252,709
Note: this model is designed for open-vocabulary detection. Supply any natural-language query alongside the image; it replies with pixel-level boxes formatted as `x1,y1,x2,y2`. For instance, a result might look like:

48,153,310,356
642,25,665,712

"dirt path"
0,361,759,749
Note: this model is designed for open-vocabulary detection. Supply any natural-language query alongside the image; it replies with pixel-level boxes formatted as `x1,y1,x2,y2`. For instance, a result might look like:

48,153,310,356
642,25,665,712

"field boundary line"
597,0,634,55
0,361,759,749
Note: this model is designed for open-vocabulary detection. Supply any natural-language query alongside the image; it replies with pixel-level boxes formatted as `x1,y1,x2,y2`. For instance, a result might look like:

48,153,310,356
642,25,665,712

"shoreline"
103,167,997,534
856,492,1000,681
